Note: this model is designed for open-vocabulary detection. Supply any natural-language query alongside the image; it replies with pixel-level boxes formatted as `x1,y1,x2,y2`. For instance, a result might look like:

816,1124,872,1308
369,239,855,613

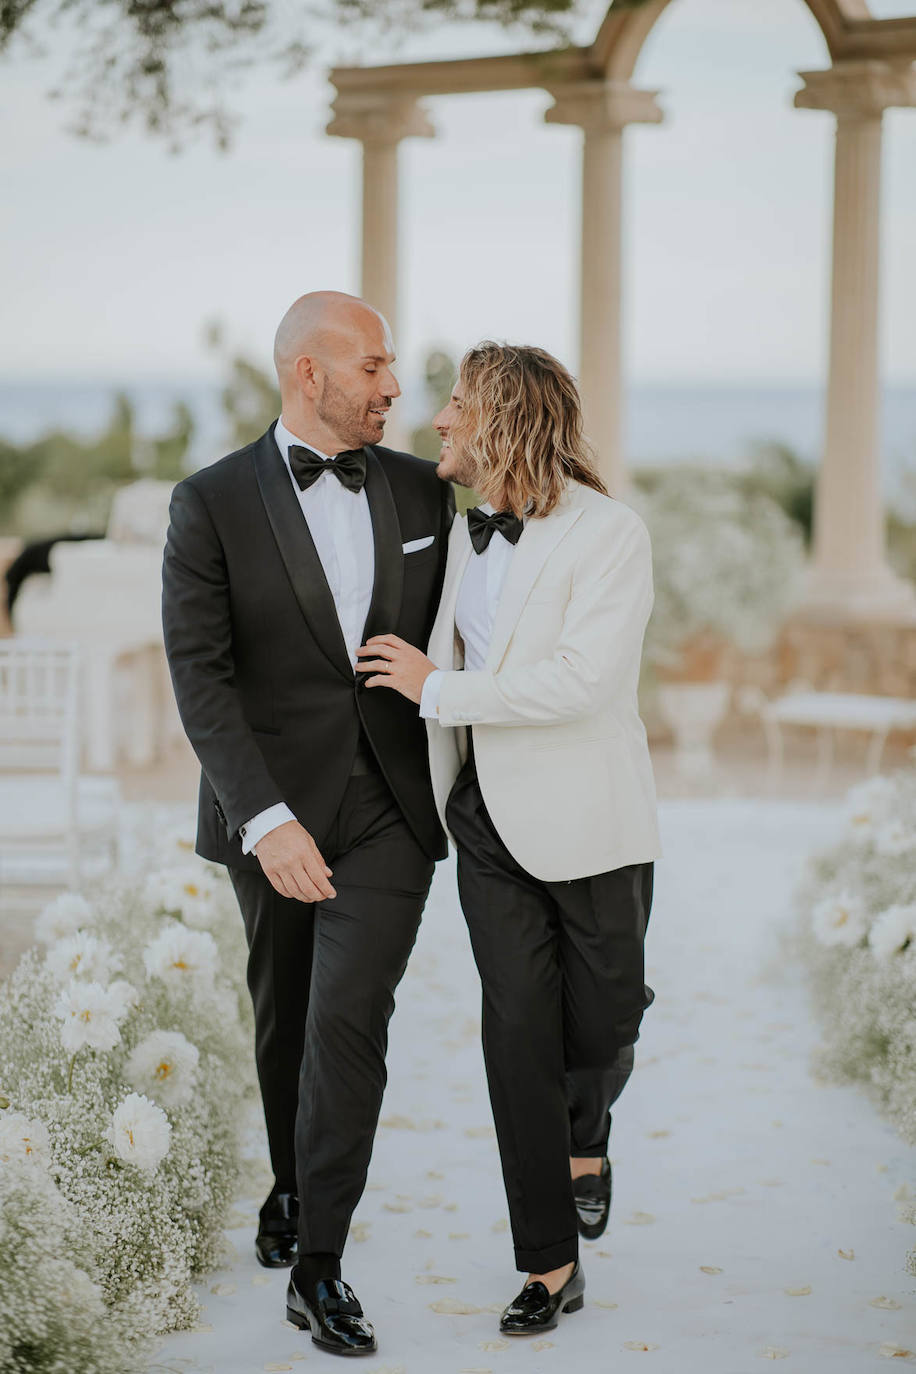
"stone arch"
592,0,866,81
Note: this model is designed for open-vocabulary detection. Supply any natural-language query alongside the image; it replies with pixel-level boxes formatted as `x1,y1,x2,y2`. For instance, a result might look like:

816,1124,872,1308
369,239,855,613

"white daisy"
34,893,95,947
0,1111,51,1167
53,979,125,1054
105,1093,171,1172
45,932,119,985
811,891,869,948
143,924,218,989
868,904,916,962
845,775,897,839
126,1030,199,1108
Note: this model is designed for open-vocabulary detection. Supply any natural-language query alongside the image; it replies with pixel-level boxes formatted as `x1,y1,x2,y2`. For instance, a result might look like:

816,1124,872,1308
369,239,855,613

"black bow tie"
288,445,367,493
467,506,524,555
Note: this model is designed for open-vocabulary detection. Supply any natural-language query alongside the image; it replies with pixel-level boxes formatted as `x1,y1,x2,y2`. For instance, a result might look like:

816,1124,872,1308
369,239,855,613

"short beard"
316,373,387,448
437,445,479,490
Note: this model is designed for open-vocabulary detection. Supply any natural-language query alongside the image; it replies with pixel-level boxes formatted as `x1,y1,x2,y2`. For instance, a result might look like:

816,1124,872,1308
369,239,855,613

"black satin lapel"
252,429,353,681
362,448,404,641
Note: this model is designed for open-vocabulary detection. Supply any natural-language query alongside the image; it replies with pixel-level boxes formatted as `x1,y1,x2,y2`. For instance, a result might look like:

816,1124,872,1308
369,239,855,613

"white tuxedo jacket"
425,481,661,882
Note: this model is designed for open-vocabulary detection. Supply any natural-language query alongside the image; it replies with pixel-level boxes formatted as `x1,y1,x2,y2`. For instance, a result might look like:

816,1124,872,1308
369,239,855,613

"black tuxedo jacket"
162,423,454,870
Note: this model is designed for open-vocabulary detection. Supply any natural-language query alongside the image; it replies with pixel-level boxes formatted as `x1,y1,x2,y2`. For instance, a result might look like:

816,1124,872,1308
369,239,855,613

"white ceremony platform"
153,798,915,1374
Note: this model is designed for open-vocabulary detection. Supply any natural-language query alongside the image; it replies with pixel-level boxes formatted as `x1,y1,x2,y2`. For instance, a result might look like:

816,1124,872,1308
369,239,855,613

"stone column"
795,61,916,622
328,93,435,449
546,82,663,495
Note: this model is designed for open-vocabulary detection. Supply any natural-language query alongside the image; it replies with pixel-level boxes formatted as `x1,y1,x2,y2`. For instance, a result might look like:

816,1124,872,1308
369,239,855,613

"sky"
2,0,916,389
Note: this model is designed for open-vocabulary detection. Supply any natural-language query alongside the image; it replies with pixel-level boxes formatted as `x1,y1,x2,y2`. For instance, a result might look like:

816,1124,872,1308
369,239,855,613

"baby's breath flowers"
797,765,916,1276
0,836,256,1361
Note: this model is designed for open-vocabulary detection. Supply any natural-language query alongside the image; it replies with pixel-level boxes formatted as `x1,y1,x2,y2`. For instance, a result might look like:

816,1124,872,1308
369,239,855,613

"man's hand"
356,634,437,705
254,819,336,904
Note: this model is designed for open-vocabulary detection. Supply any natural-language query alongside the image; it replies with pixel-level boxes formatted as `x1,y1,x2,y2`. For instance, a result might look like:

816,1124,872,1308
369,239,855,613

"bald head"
273,291,393,383
273,290,400,452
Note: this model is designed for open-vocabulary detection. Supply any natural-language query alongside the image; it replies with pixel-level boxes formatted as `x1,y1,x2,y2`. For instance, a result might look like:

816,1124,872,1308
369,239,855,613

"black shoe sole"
286,1306,378,1356
577,1217,609,1241
256,1251,297,1268
500,1293,585,1336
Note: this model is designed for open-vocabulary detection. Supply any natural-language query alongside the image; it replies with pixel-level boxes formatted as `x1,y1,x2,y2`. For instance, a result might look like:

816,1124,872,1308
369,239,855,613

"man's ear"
294,353,319,395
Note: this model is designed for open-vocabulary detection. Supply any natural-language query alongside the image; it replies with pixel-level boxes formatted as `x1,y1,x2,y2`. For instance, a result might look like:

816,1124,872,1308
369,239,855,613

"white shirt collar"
274,416,333,464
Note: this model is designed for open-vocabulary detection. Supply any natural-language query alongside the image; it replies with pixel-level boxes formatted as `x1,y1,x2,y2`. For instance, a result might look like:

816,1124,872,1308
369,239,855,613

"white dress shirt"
420,503,520,718
240,417,375,854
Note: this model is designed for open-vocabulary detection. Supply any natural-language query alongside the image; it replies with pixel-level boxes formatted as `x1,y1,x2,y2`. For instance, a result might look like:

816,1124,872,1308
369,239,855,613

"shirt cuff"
419,669,444,719
239,803,295,855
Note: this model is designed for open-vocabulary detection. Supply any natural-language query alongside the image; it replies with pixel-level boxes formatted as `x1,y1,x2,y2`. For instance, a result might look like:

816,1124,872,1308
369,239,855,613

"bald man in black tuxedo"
162,292,453,1356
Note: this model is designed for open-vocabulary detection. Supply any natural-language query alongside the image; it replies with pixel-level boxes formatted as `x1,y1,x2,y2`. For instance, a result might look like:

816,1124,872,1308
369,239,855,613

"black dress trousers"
230,764,434,1258
445,751,653,1273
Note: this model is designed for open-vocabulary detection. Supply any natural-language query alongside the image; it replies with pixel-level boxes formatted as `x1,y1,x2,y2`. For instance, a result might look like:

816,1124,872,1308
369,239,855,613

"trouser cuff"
513,1234,579,1273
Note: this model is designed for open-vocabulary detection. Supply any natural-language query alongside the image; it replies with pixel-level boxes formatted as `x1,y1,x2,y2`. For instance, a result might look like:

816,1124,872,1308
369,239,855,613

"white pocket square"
402,535,435,554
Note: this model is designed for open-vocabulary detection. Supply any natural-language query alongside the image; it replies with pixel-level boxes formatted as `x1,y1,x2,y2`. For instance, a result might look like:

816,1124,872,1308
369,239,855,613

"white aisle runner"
152,800,915,1374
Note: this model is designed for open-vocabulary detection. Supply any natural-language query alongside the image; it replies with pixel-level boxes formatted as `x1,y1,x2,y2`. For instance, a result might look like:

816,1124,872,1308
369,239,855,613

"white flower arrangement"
127,1029,199,1108
0,1157,134,1374
633,466,805,673
0,838,257,1363
796,765,916,1276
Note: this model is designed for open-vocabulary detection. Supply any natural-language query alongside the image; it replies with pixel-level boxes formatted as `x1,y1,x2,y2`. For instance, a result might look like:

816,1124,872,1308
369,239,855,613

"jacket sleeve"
161,479,287,837
434,515,653,728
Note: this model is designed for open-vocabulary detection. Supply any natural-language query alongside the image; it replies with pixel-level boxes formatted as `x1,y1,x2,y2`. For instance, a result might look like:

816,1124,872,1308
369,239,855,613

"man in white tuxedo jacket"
357,342,660,1337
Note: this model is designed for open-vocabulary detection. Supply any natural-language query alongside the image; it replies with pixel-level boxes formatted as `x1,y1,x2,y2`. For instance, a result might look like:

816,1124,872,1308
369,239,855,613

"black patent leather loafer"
256,1190,299,1268
499,1262,585,1336
286,1273,377,1356
573,1157,612,1240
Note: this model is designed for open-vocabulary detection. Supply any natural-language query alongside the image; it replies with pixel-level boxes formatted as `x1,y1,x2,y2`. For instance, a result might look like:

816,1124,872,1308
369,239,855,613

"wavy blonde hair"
451,342,608,518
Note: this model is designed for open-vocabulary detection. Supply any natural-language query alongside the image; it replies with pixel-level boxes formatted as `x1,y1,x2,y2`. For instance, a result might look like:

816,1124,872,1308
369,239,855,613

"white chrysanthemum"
143,866,219,929
34,892,95,946
53,979,125,1054
45,931,120,985
143,924,218,989
107,979,141,1019
105,1092,171,1172
845,775,897,838
126,1030,199,1108
874,819,916,858
0,1111,51,1166
811,890,869,947
868,904,916,961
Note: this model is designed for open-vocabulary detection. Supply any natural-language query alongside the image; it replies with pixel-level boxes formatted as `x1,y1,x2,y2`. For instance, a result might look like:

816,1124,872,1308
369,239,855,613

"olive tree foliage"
0,0,620,149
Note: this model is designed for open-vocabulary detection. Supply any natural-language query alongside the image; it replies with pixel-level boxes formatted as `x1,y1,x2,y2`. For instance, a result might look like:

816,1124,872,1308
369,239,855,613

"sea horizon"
2,375,914,508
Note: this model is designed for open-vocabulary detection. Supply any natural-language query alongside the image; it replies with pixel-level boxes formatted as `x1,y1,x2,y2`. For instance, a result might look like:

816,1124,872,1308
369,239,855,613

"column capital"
327,92,435,143
545,80,663,134
795,60,916,118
